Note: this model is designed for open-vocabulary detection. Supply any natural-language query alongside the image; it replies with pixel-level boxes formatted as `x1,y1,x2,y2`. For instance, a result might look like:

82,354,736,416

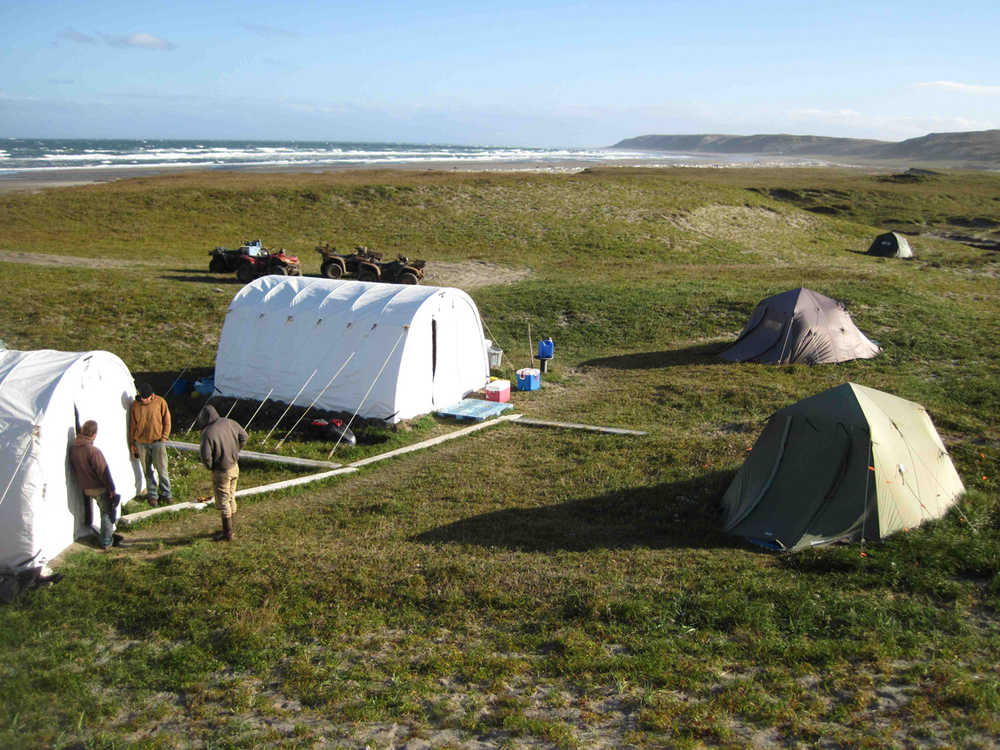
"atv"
235,247,302,283
209,239,264,273
315,244,383,279
357,254,426,285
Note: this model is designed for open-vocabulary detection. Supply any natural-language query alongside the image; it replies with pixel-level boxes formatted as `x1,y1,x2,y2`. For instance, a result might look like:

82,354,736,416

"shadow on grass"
580,342,728,370
412,471,740,552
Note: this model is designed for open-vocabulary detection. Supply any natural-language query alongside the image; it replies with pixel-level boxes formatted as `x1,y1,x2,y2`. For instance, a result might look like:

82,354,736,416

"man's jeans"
87,491,116,549
137,440,170,500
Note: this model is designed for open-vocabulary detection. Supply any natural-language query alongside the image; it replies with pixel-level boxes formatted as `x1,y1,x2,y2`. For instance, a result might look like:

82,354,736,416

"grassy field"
0,166,998,749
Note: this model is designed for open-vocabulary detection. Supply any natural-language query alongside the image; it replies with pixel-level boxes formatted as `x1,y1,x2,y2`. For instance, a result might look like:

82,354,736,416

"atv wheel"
236,264,255,284
291,266,303,276
398,271,419,285
321,261,343,279
358,268,379,283
209,256,227,273
272,266,289,275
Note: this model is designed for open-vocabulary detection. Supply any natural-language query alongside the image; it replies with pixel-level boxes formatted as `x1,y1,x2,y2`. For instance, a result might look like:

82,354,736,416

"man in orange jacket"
128,382,172,505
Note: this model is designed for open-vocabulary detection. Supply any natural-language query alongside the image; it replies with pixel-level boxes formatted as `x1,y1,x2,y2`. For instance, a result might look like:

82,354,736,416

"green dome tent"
721,383,964,551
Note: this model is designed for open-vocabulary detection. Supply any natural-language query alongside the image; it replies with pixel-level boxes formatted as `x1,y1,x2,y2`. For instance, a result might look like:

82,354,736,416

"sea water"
0,138,695,175
0,137,811,176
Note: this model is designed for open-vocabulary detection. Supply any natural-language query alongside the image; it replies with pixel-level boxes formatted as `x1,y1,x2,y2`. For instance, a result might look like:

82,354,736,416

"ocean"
0,138,707,175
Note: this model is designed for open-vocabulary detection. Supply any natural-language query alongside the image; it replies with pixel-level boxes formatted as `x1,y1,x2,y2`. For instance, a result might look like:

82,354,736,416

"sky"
1,0,999,147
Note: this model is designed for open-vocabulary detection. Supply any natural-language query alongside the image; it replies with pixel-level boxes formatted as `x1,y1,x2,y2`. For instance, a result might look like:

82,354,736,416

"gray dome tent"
720,288,880,365
867,231,914,258
721,383,965,552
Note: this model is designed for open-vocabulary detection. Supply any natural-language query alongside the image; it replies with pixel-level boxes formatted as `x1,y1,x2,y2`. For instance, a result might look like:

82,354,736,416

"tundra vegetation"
0,167,998,749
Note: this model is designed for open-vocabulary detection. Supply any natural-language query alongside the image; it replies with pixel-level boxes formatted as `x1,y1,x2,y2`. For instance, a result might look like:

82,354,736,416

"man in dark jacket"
198,405,248,542
69,420,122,551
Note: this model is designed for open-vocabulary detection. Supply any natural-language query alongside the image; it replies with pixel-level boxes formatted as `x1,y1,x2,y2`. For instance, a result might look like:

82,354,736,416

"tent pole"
243,387,275,433
184,385,222,434
276,352,356,449
327,329,406,459
0,432,34,509
163,367,189,398
262,369,318,444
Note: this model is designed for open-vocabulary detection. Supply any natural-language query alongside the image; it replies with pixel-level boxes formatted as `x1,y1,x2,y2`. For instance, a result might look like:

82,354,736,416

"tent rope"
481,318,505,355
328,328,407,459
276,352,356,449
861,442,873,555
263,369,318,444
243,387,275,433
0,430,35,509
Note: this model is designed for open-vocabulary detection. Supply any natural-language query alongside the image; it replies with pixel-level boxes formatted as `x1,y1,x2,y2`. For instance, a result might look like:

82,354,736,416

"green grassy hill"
0,167,997,749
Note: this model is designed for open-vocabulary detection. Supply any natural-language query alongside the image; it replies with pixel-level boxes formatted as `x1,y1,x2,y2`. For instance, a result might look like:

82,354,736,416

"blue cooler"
193,377,215,396
516,367,540,391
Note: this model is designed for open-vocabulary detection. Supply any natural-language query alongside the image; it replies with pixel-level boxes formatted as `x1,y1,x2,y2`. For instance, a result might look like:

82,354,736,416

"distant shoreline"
0,155,891,195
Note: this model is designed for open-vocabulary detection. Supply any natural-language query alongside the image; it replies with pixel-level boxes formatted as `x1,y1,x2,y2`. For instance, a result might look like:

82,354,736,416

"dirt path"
0,250,531,289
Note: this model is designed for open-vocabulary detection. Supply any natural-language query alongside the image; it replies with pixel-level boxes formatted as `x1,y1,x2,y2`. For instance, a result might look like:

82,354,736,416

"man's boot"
222,515,234,542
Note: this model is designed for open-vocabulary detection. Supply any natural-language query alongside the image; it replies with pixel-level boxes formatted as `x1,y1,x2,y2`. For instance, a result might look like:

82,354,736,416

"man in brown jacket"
198,404,248,542
129,382,171,505
69,420,122,551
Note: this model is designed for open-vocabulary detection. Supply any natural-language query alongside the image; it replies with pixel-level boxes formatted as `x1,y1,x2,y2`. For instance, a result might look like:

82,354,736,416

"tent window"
431,319,438,378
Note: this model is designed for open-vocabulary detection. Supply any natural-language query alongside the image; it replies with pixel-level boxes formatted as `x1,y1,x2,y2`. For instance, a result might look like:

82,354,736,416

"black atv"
357,254,426,285
315,244,382,279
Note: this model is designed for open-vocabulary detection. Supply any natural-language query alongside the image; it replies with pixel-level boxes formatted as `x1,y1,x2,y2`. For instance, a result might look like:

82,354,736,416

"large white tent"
0,349,140,571
214,277,491,422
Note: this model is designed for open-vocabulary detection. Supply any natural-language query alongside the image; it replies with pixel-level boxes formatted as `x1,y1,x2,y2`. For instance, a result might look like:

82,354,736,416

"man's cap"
138,382,154,398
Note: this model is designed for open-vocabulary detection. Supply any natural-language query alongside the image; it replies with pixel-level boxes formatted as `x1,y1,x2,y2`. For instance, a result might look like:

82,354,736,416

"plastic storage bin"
485,379,510,402
488,345,503,368
516,368,540,391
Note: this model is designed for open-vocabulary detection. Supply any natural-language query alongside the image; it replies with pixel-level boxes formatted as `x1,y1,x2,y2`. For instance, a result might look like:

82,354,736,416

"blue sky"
1,0,998,146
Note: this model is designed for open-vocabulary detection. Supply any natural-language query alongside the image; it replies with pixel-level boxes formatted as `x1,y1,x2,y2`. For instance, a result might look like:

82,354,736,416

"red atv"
235,246,302,283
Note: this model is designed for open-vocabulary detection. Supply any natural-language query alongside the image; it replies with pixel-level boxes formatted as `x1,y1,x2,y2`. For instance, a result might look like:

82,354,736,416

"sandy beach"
0,154,878,195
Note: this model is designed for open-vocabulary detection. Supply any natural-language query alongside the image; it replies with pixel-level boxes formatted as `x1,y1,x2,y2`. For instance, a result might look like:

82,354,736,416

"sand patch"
423,260,532,289
0,249,147,269
0,250,530,289
671,204,819,246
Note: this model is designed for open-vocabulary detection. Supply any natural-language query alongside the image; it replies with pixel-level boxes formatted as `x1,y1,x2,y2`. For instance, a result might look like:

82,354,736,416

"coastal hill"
612,129,1000,164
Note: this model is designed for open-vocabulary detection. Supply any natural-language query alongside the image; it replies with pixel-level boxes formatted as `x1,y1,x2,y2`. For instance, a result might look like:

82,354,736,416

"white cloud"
787,107,995,139
916,81,1000,95
103,33,176,51
61,29,96,44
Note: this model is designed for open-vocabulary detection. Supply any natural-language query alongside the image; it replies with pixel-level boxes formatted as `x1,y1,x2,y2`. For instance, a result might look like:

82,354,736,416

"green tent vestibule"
721,383,964,552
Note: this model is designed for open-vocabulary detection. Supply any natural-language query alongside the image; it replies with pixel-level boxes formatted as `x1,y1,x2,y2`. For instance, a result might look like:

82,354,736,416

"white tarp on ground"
214,277,491,423
0,350,140,570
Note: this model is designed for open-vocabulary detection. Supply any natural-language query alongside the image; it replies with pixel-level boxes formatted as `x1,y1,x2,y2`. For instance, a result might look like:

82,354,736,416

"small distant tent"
0,350,140,571
867,231,913,258
721,383,965,551
214,277,491,423
720,288,880,365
